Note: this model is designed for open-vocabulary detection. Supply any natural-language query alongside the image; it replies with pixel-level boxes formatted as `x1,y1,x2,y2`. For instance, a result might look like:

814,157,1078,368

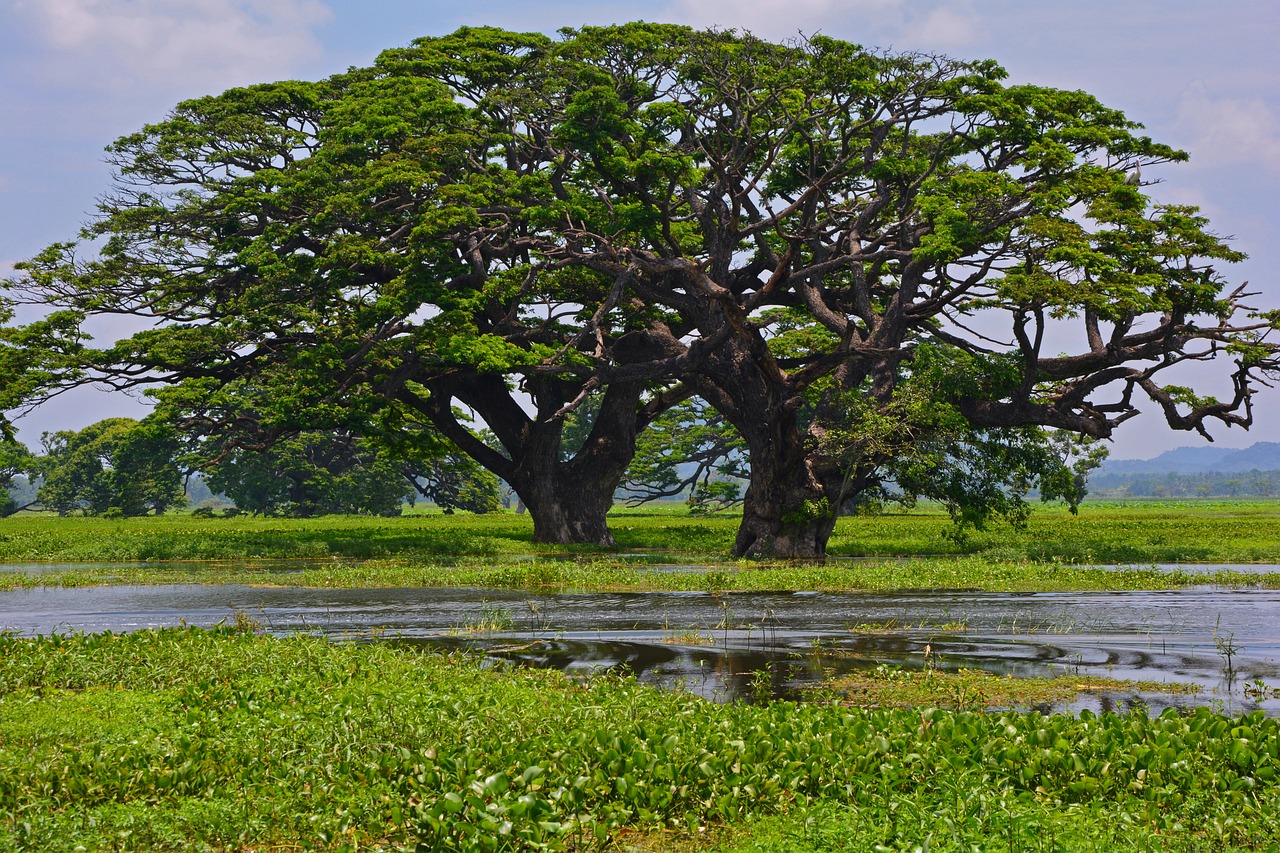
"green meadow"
0,499,1278,568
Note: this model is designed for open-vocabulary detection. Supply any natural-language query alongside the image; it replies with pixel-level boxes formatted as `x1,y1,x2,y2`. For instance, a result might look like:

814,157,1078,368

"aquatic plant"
1,629,1277,851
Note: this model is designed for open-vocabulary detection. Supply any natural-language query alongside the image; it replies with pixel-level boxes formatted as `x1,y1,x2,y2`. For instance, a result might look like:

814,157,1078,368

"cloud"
661,0,904,40
12,0,333,96
1176,80,1280,174
657,0,988,53
907,3,978,49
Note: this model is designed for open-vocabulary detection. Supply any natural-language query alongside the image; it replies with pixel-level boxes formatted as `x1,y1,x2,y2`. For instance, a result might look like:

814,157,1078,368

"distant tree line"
1091,470,1280,498
0,418,500,518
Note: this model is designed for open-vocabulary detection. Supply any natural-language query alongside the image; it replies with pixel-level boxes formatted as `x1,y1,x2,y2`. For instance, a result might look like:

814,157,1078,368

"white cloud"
907,3,977,49
1176,80,1280,174
12,0,332,96
661,0,904,40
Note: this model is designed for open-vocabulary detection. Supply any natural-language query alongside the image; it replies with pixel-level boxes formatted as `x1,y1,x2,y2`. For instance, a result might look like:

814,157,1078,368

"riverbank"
2,628,1276,852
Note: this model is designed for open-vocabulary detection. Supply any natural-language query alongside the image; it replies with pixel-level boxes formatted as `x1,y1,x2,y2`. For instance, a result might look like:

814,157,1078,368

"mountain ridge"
1102,441,1280,475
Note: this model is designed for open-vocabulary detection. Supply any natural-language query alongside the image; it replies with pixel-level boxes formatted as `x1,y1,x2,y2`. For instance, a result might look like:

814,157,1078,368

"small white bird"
1124,163,1142,185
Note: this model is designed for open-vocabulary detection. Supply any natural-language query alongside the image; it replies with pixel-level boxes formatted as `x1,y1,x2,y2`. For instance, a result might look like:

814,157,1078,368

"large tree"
7,24,1278,556
35,417,185,516
6,45,681,545
0,297,84,441
380,25,1276,556
0,439,35,517
198,429,500,517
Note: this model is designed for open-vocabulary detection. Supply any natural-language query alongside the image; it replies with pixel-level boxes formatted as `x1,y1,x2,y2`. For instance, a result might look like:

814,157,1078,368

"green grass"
2,500,1278,565
819,664,1202,712
1,501,1278,593
1,628,1277,852
2,554,1278,593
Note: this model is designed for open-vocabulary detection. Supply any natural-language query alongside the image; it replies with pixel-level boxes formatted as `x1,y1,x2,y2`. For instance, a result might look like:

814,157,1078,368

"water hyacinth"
1,628,1277,851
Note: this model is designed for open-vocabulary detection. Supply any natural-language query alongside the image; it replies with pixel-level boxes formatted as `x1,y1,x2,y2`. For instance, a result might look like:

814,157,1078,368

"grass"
1,554,1276,594
1,499,1279,565
1,628,1277,852
819,663,1202,712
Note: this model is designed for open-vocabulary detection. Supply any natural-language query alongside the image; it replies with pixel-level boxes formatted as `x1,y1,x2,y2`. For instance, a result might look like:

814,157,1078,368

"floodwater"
2,577,1279,714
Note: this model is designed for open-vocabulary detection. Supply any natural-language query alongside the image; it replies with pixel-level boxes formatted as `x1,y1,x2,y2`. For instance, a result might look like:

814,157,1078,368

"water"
2,581,1278,713
1104,563,1280,575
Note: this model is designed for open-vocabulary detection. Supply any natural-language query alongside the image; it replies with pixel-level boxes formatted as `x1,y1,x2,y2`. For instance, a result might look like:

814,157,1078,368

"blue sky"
2,0,1278,458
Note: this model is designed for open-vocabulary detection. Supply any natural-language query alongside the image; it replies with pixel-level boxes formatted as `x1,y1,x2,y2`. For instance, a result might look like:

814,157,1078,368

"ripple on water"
1,580,1277,713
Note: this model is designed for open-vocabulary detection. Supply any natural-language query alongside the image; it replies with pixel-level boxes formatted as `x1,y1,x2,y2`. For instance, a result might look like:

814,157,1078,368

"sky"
2,0,1278,460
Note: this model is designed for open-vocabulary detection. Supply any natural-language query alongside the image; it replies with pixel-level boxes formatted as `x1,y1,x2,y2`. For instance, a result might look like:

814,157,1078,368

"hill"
1101,441,1280,475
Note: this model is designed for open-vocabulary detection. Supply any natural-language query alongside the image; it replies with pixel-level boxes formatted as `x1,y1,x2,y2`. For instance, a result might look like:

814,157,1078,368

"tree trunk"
506,379,648,546
517,465,619,546
410,375,649,547
690,337,838,560
731,436,836,559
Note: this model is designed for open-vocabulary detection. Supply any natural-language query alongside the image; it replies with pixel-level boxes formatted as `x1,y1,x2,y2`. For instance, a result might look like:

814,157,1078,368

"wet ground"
2,579,1278,714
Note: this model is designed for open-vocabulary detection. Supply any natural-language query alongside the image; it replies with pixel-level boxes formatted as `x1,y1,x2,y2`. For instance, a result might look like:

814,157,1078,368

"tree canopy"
5,23,1277,555
35,417,185,516
0,438,34,517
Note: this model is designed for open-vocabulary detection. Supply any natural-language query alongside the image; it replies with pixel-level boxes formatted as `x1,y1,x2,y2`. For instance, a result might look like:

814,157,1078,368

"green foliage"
625,396,749,513
814,360,1085,536
0,298,85,440
409,453,502,515
1043,430,1111,512
0,439,34,517
1,629,1277,851
35,417,184,516
201,431,411,518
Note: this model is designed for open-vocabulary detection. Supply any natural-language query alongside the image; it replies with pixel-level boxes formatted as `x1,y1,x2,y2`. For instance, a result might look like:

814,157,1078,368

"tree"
0,439,35,517
407,454,502,515
36,417,185,516
623,396,749,513
188,404,502,516
4,49,681,545
201,431,413,517
0,297,84,441
1042,430,1109,513
394,25,1273,556
7,24,1278,556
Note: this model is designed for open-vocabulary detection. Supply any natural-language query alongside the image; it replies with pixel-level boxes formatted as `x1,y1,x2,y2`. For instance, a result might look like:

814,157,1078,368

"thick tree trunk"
410,375,649,547
517,465,619,546
731,435,836,559
705,343,900,559
687,334,841,559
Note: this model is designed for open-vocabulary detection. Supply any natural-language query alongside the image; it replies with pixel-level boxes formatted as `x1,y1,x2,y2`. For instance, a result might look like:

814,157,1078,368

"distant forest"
1089,470,1280,498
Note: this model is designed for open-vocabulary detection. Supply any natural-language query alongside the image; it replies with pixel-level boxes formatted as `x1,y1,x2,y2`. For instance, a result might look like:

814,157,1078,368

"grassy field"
2,628,1277,852
0,499,1277,566
2,552,1277,594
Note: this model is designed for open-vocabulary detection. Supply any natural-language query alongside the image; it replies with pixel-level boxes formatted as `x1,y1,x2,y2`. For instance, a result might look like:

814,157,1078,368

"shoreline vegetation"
1,628,1277,852
3,502,1279,849
2,556,1278,595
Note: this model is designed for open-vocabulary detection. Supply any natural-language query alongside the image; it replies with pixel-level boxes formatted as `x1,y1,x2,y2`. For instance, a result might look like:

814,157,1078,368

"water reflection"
1,583,1278,713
